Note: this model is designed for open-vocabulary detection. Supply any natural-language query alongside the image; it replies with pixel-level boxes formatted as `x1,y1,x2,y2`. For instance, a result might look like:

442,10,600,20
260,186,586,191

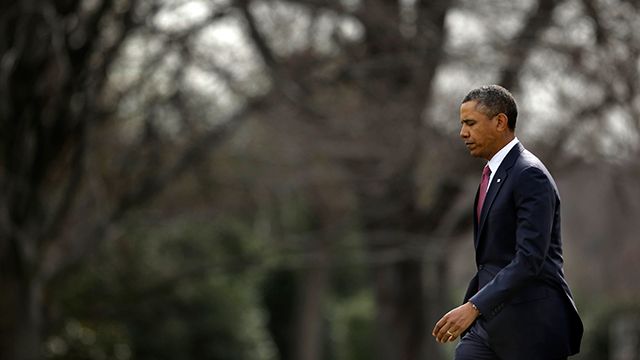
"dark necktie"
477,165,491,222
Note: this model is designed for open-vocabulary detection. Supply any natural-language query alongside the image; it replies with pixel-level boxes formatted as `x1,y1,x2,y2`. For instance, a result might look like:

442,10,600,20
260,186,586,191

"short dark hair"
462,85,518,130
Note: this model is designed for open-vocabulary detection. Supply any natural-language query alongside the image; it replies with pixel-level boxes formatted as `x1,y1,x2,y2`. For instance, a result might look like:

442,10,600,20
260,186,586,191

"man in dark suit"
432,85,583,360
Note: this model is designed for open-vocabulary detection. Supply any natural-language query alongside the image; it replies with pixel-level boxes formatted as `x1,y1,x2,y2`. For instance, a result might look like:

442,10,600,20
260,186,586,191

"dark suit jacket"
463,143,583,360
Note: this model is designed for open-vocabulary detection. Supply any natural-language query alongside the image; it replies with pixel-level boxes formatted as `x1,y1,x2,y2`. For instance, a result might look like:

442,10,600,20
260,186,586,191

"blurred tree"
0,0,260,359
226,0,640,359
2,0,640,359
47,215,275,360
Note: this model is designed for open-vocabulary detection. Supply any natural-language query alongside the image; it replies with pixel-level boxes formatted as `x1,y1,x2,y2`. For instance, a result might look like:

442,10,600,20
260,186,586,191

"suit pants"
454,321,567,360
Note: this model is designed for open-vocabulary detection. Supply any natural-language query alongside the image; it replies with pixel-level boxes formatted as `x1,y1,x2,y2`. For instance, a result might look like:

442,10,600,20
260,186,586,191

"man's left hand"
432,302,480,343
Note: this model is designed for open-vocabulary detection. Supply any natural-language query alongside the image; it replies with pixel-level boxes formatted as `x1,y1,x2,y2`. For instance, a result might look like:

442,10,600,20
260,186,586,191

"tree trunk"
371,259,426,360
17,278,44,360
421,251,448,360
293,238,330,360
0,266,44,360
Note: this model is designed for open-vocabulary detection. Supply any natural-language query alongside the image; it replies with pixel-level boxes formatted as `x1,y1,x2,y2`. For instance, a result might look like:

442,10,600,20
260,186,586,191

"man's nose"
460,126,468,138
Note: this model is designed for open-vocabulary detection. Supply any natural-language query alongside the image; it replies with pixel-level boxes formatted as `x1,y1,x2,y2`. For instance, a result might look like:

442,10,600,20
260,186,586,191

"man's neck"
487,136,519,165
486,135,516,160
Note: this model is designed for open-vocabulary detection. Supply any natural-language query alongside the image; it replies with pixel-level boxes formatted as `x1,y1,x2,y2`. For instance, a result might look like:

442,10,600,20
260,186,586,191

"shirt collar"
487,137,519,174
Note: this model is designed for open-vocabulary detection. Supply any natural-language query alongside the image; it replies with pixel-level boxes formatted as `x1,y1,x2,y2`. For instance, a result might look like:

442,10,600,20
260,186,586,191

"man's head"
459,85,517,160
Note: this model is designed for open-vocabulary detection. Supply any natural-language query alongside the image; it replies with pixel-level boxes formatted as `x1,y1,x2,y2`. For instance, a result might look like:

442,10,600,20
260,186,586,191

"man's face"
459,100,501,160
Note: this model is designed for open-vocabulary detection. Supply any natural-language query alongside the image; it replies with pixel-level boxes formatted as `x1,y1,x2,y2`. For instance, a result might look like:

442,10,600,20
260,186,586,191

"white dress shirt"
485,137,519,192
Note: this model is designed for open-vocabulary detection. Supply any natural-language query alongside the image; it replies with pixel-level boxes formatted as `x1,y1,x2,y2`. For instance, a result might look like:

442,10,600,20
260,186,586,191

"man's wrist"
468,301,481,315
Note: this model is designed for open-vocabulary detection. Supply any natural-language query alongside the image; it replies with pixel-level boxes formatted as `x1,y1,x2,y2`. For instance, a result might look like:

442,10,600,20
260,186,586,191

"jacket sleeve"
469,166,555,318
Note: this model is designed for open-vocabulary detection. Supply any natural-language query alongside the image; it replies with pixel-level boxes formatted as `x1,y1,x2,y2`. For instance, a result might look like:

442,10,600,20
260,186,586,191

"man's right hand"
432,302,480,343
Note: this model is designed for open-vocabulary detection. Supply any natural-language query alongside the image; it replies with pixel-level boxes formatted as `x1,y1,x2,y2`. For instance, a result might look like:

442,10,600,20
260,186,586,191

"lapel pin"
497,178,501,183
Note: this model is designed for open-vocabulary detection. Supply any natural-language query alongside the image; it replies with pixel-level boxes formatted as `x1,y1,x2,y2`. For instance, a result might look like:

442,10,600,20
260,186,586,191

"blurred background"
1,0,640,359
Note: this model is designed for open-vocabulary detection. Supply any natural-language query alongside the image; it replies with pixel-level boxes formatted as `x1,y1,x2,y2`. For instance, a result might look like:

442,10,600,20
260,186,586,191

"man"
432,85,583,360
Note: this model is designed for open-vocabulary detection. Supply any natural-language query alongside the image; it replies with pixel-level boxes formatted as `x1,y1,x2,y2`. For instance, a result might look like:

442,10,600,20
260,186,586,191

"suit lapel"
475,143,524,246
473,186,480,239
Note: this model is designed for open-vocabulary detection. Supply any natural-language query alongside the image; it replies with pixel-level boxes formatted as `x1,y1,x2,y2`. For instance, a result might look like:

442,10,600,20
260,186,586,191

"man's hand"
432,302,480,343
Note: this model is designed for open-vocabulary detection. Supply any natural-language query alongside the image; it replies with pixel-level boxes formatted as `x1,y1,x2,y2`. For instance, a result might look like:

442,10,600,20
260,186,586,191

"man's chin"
471,151,490,160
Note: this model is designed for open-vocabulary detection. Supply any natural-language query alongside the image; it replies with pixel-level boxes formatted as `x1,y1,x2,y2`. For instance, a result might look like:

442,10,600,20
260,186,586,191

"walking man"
432,85,583,360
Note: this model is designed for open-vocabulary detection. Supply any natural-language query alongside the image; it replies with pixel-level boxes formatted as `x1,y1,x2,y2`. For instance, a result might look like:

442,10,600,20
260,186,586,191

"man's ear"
495,113,509,132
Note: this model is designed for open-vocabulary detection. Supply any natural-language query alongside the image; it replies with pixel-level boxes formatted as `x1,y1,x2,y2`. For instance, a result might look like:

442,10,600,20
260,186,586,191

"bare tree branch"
582,0,607,45
43,97,265,280
498,0,560,91
234,0,326,119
